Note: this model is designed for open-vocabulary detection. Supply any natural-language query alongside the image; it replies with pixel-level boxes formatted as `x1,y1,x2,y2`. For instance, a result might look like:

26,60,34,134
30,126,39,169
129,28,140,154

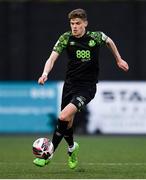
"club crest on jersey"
70,41,75,45
88,40,96,47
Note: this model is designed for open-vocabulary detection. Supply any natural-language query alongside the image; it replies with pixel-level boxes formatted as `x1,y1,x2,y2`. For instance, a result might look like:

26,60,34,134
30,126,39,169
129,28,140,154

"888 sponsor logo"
76,50,91,62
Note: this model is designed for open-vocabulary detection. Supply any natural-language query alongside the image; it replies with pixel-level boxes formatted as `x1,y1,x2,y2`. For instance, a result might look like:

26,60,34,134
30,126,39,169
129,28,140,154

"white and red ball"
32,138,54,159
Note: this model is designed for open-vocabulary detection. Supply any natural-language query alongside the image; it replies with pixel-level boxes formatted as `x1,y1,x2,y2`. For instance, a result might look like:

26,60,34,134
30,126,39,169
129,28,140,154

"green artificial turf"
0,135,146,179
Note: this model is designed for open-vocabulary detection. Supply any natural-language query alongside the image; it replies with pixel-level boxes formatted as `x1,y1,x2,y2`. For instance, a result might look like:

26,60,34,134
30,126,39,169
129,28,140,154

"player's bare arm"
106,37,129,72
38,51,59,85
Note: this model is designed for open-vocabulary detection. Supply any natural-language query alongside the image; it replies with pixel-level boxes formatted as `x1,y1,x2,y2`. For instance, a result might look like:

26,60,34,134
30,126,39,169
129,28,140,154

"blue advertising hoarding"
0,81,58,133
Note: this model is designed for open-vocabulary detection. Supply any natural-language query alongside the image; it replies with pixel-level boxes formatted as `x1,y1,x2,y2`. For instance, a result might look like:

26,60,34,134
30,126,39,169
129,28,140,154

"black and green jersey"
53,31,108,86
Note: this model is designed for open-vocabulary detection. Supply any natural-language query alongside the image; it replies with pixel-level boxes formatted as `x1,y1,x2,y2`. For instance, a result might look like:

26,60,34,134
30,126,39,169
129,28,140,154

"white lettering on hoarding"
87,82,146,134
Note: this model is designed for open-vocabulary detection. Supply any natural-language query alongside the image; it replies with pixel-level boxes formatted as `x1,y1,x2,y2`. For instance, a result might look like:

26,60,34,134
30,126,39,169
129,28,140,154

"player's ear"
84,20,88,27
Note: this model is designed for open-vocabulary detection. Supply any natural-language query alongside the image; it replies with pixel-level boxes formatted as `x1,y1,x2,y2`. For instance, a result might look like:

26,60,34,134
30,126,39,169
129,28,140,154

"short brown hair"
68,8,87,21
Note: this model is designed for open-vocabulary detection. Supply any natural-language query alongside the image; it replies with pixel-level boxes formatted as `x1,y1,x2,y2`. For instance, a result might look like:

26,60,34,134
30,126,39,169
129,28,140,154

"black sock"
64,127,74,147
52,119,68,151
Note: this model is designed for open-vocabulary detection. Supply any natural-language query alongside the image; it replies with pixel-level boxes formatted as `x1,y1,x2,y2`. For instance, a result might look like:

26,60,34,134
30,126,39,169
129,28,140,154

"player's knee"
59,113,66,121
59,113,70,122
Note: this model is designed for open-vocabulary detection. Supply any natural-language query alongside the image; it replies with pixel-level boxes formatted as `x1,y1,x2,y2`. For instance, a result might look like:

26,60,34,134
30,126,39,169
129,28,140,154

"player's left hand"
117,59,129,72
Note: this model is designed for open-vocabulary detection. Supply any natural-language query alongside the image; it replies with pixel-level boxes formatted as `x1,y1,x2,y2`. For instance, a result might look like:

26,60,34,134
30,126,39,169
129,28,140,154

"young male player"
33,8,129,168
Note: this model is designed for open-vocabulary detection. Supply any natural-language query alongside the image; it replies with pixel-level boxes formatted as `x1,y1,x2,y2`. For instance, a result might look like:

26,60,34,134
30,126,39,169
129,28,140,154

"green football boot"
33,158,50,167
68,142,79,169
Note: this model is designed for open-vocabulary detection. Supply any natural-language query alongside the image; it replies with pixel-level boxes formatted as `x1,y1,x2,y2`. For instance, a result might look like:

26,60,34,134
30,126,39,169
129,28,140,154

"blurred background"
0,0,146,135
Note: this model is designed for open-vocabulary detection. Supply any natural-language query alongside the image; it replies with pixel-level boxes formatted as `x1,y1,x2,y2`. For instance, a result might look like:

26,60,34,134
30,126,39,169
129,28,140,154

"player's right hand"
38,75,48,85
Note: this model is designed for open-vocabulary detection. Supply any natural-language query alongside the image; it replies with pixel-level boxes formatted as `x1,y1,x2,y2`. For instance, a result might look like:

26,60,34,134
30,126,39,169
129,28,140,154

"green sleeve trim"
53,31,71,54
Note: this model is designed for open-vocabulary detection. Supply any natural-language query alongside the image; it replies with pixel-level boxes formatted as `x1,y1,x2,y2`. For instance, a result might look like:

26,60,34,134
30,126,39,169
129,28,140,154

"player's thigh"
59,103,78,121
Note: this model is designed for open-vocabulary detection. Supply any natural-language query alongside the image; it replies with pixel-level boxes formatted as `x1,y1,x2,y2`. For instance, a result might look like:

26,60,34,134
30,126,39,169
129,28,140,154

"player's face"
70,18,88,38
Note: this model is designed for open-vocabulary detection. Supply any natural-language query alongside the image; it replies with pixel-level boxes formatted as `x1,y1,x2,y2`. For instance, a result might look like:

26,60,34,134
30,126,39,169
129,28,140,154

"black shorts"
61,83,96,111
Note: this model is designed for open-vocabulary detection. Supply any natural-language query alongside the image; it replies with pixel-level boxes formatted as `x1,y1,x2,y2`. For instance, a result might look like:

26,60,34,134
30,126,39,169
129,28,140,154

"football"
32,137,54,159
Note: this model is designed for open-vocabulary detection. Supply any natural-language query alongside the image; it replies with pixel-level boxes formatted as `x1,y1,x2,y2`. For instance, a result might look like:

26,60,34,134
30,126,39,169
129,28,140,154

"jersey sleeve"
100,32,108,42
88,31,108,45
53,32,70,54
